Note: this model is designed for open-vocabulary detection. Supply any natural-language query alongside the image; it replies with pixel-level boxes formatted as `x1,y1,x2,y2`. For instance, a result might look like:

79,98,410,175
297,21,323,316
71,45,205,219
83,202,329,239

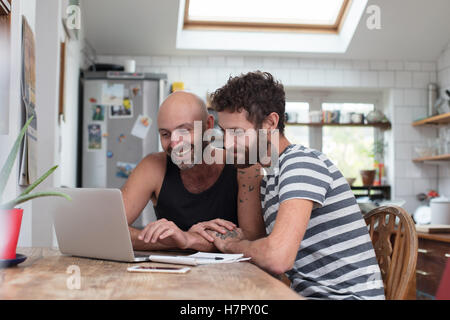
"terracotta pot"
360,170,376,186
0,209,23,260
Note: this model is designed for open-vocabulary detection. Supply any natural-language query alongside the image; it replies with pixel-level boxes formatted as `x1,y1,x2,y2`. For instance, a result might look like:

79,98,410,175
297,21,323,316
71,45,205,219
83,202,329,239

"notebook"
148,252,251,266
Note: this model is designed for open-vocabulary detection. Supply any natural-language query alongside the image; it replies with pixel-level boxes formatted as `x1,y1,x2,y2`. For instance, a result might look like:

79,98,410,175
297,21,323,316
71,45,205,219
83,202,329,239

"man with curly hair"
205,71,385,300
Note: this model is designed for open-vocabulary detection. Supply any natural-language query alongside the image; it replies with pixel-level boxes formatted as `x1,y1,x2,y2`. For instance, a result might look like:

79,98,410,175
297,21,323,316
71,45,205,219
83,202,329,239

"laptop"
48,188,150,262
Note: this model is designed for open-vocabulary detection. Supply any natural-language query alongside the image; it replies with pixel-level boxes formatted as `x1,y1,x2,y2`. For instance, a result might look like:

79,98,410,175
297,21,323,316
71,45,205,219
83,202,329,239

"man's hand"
138,218,190,249
188,219,237,242
206,228,245,252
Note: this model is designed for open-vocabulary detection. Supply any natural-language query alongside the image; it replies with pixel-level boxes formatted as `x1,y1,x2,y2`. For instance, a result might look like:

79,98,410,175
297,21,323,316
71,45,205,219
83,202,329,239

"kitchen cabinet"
416,232,450,299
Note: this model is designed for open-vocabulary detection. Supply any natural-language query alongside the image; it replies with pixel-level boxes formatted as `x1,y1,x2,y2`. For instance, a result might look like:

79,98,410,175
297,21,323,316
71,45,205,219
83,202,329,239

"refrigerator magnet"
107,151,113,158
131,115,152,139
87,124,102,151
116,161,137,179
117,134,126,143
102,83,124,105
92,105,105,121
109,101,133,119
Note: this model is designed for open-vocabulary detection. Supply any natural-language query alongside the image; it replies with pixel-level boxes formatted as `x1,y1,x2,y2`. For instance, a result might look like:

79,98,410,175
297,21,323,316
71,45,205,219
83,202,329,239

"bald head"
158,91,209,127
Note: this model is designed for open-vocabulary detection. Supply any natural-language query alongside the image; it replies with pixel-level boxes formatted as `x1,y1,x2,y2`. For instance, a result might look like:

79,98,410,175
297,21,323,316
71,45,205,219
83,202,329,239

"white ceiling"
81,0,450,61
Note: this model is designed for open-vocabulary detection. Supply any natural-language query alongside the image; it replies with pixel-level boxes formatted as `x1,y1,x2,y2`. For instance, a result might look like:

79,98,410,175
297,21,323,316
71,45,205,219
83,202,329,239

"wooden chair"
364,206,418,300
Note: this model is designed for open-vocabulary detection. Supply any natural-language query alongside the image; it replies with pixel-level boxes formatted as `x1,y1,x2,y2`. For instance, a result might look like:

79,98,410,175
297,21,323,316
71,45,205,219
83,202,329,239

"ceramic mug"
351,113,364,124
340,112,352,124
309,111,323,123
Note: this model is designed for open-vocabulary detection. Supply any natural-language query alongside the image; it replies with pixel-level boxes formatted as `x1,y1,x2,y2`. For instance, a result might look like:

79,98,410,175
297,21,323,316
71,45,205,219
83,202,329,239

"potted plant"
0,116,70,262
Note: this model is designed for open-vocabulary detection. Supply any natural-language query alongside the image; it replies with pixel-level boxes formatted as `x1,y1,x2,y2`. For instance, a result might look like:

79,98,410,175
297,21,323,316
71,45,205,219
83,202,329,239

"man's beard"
168,140,208,170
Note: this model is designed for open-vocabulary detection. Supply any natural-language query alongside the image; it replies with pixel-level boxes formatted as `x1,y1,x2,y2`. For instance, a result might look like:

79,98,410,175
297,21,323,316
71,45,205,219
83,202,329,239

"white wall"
95,54,438,214
437,42,450,196
0,0,83,247
0,0,36,247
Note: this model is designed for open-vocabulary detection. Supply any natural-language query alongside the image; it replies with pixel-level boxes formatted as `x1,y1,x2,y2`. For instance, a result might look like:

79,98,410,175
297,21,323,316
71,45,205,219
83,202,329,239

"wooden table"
0,248,302,300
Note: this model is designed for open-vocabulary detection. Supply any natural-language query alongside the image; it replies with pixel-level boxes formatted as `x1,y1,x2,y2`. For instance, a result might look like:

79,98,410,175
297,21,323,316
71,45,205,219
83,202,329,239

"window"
184,0,350,33
283,92,382,187
284,102,309,147
322,103,375,186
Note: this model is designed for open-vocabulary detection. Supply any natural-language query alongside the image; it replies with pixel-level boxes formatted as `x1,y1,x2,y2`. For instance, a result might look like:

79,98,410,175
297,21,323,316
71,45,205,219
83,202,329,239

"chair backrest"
364,206,418,300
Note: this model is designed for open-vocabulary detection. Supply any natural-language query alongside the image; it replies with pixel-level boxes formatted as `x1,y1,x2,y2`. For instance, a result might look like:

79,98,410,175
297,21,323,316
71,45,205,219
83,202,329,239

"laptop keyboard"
134,252,149,258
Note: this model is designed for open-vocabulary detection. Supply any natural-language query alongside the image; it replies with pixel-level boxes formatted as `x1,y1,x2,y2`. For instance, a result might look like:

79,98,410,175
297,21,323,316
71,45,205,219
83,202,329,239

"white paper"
131,115,152,139
148,252,250,266
102,83,124,105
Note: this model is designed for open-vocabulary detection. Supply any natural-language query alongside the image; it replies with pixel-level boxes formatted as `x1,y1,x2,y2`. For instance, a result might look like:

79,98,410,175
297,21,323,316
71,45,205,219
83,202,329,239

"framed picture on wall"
0,0,11,134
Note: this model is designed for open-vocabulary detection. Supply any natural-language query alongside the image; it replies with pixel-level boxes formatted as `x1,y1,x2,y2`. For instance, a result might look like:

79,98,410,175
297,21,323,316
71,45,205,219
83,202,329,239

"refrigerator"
80,71,167,228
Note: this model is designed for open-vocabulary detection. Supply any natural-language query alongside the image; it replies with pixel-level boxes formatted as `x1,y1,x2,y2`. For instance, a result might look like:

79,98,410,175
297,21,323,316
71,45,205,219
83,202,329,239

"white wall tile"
290,69,308,86
263,57,280,68
392,89,404,106
299,58,316,69
324,70,344,87
388,61,404,71
189,56,208,67
343,70,360,87
96,55,113,63
422,62,437,72
378,71,395,88
134,56,152,66
412,72,430,89
334,59,352,70
404,89,427,107
352,60,370,70
395,71,412,88
226,56,245,67
395,178,414,196
394,107,412,124
152,56,171,66
198,67,218,86
316,59,335,70
395,142,412,160
404,61,421,71
360,71,378,87
170,56,189,67
411,106,428,122
161,66,180,82
307,69,325,86
280,58,298,68
208,56,226,67
243,57,264,70
370,60,387,71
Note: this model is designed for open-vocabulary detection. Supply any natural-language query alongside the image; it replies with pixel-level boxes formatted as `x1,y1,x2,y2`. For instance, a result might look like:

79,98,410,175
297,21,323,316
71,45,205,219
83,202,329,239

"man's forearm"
185,232,219,252
224,237,280,274
129,226,217,252
129,226,173,251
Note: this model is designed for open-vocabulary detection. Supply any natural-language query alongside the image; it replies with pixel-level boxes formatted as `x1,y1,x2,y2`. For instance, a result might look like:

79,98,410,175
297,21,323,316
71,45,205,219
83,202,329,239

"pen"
198,257,224,260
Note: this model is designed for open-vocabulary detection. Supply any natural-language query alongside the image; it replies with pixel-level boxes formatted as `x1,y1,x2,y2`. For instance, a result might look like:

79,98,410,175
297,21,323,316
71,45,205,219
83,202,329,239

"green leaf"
0,116,34,202
18,165,59,197
0,191,71,210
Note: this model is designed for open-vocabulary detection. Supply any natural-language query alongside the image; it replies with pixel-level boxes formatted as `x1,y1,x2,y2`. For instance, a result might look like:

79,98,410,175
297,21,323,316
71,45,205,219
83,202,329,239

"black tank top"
154,157,238,231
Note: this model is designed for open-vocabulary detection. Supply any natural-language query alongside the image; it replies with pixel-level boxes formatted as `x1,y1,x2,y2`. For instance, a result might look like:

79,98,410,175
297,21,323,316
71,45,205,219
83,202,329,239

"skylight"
184,0,350,32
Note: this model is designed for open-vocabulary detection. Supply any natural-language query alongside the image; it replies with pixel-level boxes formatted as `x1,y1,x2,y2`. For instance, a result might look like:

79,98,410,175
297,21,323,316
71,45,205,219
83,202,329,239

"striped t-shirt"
261,144,385,300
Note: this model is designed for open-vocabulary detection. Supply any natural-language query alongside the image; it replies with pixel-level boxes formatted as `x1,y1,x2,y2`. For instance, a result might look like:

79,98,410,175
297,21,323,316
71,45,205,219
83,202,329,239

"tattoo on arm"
215,230,239,240
248,185,254,192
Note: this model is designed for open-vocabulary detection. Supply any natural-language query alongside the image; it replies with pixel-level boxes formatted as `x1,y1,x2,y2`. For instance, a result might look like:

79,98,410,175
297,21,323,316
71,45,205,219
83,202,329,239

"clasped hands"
138,218,244,251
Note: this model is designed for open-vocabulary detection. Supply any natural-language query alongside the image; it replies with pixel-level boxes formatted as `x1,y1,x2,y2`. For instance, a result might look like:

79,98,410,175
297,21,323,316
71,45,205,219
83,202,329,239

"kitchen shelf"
412,112,450,126
412,154,450,162
351,185,391,201
285,122,391,129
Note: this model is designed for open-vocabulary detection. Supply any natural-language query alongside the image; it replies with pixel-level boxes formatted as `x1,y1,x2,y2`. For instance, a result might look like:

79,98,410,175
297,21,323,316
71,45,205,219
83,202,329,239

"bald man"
121,91,265,252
